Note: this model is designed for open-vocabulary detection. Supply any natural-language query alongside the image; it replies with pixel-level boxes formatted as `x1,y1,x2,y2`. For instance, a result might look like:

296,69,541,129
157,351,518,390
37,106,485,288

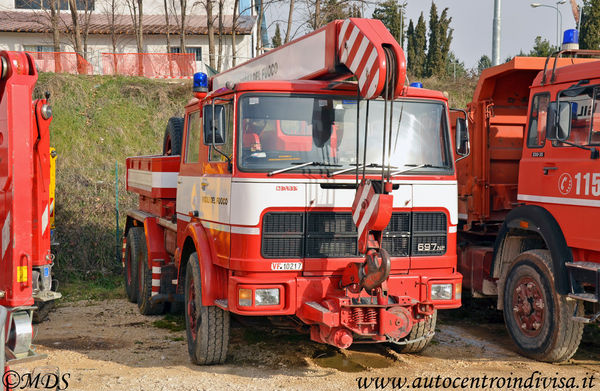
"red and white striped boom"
211,18,406,100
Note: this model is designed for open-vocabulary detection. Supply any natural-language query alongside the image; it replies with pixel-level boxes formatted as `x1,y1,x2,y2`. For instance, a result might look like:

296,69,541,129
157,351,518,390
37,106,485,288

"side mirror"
455,117,470,157
203,105,226,145
547,101,571,141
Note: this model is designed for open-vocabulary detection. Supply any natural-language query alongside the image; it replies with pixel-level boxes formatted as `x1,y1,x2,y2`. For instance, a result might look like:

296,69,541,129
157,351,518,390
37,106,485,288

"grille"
412,212,447,256
262,213,304,258
261,211,447,259
411,235,447,256
306,213,358,258
382,212,410,257
413,212,447,233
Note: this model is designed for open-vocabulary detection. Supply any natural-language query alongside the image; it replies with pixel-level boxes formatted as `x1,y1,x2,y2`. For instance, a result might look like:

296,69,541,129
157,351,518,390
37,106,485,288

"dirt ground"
12,299,600,391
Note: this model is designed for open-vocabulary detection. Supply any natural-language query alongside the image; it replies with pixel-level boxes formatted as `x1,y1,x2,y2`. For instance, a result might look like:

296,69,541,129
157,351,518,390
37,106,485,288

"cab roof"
210,79,447,101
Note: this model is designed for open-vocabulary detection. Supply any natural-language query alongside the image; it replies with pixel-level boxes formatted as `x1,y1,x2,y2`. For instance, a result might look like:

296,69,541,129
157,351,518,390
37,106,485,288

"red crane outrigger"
0,51,60,377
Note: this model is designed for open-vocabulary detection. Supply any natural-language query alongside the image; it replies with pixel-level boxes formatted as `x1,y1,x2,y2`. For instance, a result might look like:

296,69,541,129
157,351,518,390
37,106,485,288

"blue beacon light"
562,29,579,50
410,82,423,88
193,72,208,92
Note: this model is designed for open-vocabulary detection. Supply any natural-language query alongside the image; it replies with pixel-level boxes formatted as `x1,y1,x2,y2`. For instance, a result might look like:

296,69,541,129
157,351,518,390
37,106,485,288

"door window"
527,93,550,148
186,111,202,163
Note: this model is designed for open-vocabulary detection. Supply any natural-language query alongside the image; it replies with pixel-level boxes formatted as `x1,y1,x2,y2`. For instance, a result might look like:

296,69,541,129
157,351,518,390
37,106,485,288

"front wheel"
503,249,583,362
185,253,230,365
388,310,437,353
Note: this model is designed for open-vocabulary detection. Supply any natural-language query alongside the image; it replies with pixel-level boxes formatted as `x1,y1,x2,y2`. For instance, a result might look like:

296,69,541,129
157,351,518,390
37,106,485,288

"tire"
32,300,55,324
503,249,583,362
163,117,184,156
185,253,229,365
137,236,165,315
390,310,437,353
124,228,143,303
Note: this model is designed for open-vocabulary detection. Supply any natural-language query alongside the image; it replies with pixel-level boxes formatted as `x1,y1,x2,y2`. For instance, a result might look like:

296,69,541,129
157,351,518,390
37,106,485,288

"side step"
566,261,600,302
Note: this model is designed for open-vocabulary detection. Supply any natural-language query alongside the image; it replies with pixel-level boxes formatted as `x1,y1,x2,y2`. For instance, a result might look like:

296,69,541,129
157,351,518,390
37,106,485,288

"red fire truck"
124,18,466,364
0,51,60,375
456,33,600,362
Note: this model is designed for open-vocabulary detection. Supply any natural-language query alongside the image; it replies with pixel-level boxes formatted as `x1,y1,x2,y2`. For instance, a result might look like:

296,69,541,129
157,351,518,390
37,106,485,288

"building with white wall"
0,0,258,74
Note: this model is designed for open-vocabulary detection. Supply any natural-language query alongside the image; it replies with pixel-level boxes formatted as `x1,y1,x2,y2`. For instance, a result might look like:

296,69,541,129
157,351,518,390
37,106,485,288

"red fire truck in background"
123,18,468,365
456,31,600,362
0,51,61,377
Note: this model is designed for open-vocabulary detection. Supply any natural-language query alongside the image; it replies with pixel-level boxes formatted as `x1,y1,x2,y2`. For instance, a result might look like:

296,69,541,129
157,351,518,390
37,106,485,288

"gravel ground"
9,299,600,391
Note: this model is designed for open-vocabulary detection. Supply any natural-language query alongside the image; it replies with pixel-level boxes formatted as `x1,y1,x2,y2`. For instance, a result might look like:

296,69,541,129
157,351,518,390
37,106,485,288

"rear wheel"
503,249,583,362
185,253,229,365
163,117,184,156
124,228,143,303
389,310,437,353
136,236,165,315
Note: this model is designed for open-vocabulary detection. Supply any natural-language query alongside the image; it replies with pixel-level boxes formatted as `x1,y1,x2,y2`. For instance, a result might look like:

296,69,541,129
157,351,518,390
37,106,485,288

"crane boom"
211,18,406,100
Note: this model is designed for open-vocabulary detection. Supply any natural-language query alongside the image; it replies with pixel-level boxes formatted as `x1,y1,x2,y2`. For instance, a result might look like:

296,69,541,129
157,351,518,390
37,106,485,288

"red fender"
179,222,227,306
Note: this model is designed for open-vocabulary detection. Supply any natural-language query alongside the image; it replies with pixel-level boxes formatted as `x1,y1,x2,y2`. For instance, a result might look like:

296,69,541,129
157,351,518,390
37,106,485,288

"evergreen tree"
438,8,453,74
412,13,427,77
425,2,452,77
477,55,492,74
580,0,600,50
406,19,416,75
372,0,406,45
425,2,441,77
272,23,282,48
528,36,555,57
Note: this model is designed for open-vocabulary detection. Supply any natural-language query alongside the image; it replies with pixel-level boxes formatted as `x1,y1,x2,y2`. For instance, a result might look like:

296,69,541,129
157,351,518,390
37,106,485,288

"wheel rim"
188,274,198,340
511,276,546,337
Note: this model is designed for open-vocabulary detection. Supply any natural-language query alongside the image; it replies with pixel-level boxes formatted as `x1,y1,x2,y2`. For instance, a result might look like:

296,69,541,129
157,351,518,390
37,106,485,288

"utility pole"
492,0,501,65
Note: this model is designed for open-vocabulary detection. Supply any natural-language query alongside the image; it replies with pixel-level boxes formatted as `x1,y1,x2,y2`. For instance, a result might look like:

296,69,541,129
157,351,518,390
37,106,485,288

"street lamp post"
531,0,567,48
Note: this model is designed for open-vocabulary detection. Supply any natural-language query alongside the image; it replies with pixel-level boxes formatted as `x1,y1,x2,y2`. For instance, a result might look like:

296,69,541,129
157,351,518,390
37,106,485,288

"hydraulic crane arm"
211,18,406,100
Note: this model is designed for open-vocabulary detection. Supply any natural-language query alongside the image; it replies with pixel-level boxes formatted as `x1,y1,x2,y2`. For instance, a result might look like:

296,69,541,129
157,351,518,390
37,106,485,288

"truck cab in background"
456,47,600,362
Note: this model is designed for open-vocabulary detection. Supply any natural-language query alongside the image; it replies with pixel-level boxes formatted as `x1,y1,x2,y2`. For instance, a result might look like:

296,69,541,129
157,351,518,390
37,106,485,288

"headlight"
255,288,279,306
238,288,252,306
431,284,453,300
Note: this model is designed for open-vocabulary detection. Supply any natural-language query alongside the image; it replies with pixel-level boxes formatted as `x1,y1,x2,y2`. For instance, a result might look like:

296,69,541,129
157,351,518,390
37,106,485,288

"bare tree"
67,0,83,56
231,0,240,66
125,0,144,53
81,0,94,58
217,0,224,70
102,0,124,54
179,0,188,53
164,0,172,54
206,0,216,68
285,0,294,43
255,0,264,54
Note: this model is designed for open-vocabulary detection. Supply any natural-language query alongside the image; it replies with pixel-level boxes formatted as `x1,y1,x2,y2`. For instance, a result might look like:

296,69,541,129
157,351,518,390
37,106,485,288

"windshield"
237,95,453,174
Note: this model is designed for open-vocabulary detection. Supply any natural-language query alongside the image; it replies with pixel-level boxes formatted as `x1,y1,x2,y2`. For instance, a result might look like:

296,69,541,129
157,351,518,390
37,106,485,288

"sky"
266,0,581,69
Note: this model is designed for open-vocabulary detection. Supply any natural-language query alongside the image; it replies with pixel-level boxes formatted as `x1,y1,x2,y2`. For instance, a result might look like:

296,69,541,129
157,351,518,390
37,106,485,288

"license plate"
271,262,303,271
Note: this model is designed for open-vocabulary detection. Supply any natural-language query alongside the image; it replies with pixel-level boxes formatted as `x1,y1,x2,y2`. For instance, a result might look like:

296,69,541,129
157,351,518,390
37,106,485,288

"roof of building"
0,10,255,35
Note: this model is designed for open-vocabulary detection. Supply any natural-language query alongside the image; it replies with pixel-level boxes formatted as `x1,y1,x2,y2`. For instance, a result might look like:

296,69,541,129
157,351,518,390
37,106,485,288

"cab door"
177,97,234,268
519,86,600,251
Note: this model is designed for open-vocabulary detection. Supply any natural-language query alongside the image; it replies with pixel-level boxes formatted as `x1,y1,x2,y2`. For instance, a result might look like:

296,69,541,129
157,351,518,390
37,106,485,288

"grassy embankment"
38,72,476,299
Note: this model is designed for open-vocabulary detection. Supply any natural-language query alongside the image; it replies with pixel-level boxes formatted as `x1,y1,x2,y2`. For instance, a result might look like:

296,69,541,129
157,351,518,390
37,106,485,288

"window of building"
23,45,54,52
15,0,92,10
170,46,202,61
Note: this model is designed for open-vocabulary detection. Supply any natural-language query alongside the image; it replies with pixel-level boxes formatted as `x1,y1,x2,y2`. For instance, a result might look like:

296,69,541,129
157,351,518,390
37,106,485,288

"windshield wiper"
328,163,398,177
391,164,448,176
267,161,342,177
